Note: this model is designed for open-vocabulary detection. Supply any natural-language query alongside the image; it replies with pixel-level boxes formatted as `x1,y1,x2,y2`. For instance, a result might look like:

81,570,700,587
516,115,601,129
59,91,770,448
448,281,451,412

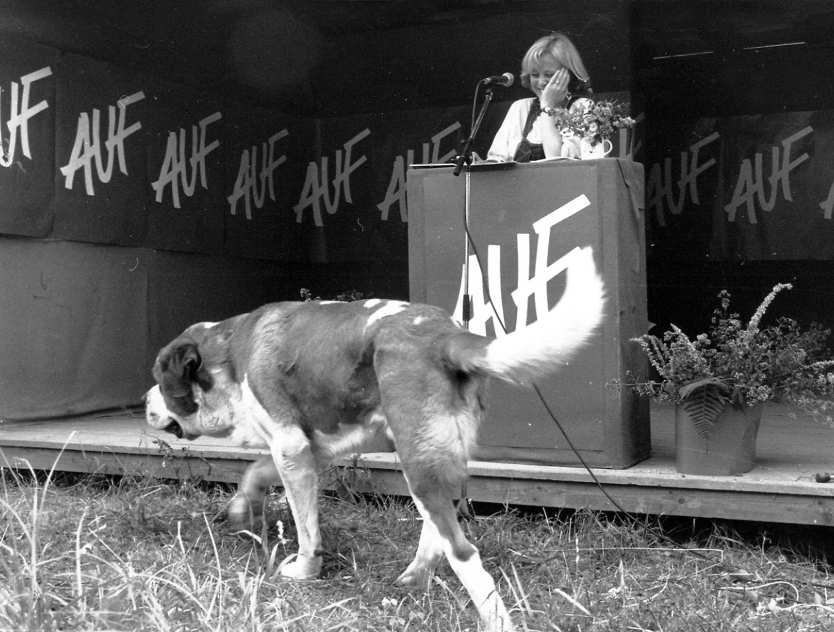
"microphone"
480,72,514,87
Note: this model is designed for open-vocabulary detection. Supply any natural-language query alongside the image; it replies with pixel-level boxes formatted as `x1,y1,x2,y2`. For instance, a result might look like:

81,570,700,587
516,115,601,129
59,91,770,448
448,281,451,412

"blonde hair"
520,32,590,90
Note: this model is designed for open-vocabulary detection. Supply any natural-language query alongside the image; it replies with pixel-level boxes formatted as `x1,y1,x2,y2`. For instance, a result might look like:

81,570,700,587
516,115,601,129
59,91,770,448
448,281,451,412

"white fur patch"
363,298,382,308
364,300,408,332
417,411,478,465
312,411,392,459
145,385,171,430
234,375,277,447
192,384,243,436
186,321,219,335
226,415,270,449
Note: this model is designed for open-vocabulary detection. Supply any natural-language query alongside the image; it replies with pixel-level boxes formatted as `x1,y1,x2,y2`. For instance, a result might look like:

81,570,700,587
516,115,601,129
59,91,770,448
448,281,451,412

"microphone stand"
453,85,493,177
452,85,495,327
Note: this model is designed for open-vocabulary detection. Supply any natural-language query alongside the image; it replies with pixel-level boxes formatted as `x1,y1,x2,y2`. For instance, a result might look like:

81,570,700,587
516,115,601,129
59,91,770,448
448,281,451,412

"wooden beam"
336,456,834,526
3,405,834,526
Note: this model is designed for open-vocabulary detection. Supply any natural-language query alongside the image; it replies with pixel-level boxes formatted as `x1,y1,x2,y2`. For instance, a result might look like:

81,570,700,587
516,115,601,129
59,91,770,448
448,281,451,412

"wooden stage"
1,404,833,526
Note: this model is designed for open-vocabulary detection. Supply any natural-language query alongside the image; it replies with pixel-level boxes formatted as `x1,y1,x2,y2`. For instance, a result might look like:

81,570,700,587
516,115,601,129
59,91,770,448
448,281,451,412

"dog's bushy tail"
445,246,605,384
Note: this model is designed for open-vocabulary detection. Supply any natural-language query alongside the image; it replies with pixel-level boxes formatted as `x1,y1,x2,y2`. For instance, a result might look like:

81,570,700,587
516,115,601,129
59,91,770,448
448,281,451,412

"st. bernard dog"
145,246,604,632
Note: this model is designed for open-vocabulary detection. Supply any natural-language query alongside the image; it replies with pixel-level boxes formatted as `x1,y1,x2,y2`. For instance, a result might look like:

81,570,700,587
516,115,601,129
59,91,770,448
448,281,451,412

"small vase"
579,136,613,160
674,403,763,475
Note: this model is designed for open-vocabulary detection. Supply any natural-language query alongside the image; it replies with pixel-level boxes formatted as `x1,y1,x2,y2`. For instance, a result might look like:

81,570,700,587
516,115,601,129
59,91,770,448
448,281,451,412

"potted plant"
630,283,834,475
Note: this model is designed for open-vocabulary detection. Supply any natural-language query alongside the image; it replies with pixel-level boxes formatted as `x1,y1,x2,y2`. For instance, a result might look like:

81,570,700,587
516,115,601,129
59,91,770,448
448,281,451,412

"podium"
407,158,650,468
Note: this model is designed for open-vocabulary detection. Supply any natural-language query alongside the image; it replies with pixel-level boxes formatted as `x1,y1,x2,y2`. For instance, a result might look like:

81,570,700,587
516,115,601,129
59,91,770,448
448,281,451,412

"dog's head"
145,323,238,441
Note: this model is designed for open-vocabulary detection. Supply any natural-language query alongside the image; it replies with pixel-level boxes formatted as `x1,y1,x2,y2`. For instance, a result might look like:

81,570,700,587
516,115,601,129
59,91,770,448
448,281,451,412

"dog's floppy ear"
154,339,212,415
157,341,200,390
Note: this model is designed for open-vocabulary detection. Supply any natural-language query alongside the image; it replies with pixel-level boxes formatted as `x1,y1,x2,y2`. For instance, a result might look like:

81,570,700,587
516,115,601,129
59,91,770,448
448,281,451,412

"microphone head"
481,72,515,87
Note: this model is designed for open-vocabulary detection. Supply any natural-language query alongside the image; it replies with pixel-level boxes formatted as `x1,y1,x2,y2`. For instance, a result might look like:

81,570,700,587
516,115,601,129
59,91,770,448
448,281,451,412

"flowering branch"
746,283,792,334
627,285,834,424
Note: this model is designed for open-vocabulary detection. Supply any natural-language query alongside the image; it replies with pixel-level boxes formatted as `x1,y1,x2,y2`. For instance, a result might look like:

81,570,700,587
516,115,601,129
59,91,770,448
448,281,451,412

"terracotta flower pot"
674,403,763,475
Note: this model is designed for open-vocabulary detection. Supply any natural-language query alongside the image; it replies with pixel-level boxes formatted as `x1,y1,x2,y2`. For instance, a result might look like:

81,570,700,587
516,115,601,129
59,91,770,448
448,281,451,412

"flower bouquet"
562,100,635,140
557,99,635,159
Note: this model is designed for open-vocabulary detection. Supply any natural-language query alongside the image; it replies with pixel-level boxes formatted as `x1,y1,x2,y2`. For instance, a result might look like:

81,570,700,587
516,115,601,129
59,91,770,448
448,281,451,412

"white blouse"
486,96,593,162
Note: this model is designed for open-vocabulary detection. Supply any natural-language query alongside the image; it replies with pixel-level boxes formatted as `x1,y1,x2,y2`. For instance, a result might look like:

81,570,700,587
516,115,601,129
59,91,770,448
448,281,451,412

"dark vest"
512,100,544,163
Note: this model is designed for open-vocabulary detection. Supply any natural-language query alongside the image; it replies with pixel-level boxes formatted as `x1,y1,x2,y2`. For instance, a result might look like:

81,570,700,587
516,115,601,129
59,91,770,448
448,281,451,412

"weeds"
1,465,833,631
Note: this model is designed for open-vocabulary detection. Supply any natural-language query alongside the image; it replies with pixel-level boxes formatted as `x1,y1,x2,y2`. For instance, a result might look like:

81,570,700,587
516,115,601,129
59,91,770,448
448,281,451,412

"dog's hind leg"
402,470,515,632
375,341,513,630
394,513,444,588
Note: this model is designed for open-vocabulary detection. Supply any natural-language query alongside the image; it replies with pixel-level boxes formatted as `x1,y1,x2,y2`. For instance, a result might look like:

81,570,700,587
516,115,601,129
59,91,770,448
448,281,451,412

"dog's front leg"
270,425,323,580
228,456,280,528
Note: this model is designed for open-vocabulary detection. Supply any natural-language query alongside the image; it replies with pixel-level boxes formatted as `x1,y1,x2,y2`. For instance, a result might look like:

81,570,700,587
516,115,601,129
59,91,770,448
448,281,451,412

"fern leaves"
679,378,730,439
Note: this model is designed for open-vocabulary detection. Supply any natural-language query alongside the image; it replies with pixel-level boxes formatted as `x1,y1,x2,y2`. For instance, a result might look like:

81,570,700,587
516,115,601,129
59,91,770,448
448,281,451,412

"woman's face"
528,55,564,97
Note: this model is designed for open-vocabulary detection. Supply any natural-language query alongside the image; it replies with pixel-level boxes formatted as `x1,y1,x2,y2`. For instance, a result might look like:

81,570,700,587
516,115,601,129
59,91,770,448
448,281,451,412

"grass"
2,463,834,632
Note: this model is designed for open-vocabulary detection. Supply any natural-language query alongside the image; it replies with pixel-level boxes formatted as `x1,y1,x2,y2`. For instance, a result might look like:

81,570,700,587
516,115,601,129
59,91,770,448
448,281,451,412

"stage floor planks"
1,405,833,526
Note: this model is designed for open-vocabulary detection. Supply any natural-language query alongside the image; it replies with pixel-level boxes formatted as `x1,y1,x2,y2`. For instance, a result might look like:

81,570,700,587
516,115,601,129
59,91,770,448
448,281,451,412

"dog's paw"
276,553,322,580
226,494,263,528
395,565,434,589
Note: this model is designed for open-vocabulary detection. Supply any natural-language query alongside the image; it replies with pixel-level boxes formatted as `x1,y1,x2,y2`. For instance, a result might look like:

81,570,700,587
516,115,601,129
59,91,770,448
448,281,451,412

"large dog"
145,246,604,632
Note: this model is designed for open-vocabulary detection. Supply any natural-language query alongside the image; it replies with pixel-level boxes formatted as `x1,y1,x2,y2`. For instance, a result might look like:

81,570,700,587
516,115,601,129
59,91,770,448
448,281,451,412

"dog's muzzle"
162,419,184,439
146,386,190,440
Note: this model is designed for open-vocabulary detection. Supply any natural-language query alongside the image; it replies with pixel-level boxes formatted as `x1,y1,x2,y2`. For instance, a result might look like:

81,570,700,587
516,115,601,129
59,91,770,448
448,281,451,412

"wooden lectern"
407,158,650,468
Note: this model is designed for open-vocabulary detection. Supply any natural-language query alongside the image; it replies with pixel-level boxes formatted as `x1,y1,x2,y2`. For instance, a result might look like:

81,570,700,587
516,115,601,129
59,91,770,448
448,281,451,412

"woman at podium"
487,32,593,162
